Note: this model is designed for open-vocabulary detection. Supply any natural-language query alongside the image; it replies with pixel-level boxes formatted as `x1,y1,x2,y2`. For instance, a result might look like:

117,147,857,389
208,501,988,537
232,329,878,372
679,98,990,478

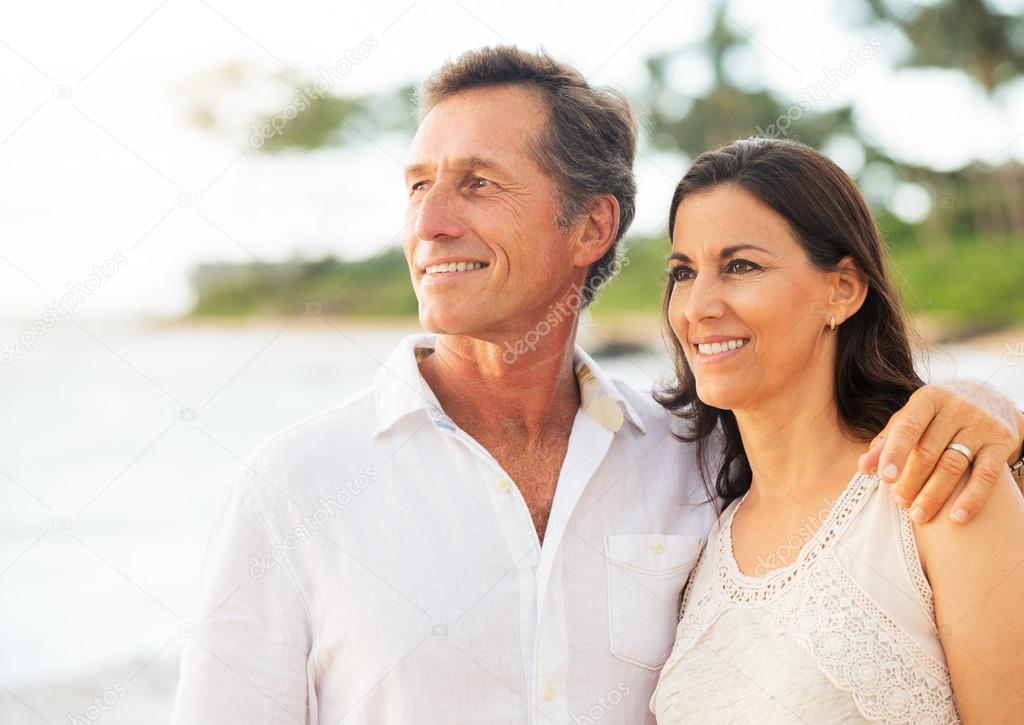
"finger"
878,389,941,484
858,432,887,474
904,433,978,523
893,421,973,510
948,447,1008,524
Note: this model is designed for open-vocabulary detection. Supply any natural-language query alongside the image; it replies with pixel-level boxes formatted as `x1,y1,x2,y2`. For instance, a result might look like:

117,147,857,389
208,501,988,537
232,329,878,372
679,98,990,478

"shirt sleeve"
171,463,314,725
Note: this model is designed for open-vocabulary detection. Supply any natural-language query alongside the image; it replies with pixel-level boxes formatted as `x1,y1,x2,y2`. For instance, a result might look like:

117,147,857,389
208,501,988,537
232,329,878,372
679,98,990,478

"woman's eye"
725,259,759,274
669,266,695,283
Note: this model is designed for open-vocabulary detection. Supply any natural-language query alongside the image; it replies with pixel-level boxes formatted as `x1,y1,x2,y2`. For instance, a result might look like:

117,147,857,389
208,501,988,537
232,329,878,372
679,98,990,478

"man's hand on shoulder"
858,379,1024,523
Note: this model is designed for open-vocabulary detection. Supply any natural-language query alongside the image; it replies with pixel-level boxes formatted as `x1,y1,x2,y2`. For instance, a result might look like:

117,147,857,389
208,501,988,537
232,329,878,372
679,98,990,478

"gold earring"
829,314,837,331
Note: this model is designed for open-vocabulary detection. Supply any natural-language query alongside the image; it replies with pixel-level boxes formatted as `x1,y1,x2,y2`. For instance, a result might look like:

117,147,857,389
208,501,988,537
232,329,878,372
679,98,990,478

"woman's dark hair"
655,137,924,506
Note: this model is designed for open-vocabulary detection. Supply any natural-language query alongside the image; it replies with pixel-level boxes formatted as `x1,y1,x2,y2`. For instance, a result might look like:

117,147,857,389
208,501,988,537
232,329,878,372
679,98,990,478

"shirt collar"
373,334,646,437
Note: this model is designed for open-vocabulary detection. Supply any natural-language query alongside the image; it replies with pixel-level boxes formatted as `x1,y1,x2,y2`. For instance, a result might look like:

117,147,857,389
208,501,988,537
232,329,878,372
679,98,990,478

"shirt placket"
532,413,616,725
426,405,542,711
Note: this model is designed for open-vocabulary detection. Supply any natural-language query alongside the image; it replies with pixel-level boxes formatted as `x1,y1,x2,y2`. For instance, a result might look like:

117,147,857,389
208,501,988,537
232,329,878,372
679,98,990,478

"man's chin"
418,308,479,336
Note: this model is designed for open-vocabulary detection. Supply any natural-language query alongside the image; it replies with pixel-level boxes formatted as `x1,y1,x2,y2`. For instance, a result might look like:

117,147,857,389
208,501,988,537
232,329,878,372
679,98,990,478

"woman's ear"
829,255,869,323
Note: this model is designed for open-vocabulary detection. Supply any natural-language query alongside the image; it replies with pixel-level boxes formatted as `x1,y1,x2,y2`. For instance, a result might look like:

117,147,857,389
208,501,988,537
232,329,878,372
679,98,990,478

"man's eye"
669,266,695,283
725,259,759,274
409,181,429,195
469,177,492,189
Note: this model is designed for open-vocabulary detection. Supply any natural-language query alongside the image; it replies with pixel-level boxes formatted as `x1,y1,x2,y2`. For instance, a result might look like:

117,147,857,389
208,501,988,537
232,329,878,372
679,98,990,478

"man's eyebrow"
669,244,771,263
403,156,510,182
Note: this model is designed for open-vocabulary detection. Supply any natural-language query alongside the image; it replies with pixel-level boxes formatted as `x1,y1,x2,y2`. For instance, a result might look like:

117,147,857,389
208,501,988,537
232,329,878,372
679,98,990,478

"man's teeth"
424,261,486,274
697,339,749,355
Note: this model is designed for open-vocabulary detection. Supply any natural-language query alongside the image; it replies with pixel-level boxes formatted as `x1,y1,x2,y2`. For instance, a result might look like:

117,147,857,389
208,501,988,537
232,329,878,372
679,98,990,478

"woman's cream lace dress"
651,472,960,724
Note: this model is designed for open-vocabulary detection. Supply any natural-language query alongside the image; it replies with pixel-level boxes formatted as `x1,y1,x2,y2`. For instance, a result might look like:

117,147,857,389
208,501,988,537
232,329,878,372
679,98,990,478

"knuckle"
913,440,942,462
971,463,1001,490
897,415,928,440
911,386,942,409
914,493,941,514
894,479,918,499
936,451,969,477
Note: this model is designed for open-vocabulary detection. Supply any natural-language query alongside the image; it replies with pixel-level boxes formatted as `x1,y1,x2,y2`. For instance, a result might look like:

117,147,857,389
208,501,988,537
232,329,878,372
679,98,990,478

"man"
171,47,1024,724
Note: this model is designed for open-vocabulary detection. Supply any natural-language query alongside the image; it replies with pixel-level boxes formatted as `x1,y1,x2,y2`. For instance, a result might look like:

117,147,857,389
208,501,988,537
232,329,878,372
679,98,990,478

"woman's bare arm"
914,464,1024,723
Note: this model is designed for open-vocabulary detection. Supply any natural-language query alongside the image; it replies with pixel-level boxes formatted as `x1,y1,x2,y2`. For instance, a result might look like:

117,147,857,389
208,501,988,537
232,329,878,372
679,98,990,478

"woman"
650,138,1024,723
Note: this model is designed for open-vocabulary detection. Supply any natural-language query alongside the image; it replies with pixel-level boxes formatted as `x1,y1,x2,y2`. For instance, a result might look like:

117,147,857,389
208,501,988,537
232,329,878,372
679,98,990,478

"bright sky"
2,0,1023,319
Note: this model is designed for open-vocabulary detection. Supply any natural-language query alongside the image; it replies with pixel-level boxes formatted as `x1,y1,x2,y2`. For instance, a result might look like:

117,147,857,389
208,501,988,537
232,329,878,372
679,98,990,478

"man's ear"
829,255,869,323
571,194,619,271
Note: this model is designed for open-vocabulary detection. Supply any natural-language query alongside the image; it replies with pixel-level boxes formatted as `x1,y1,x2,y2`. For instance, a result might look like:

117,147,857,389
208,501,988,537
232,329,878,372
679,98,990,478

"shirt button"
543,685,555,701
496,478,511,493
651,542,665,554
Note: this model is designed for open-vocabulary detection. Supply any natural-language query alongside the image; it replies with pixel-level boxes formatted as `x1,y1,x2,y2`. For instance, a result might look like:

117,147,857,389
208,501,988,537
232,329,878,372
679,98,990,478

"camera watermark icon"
935,193,954,209
178,193,199,208
178,622,197,639
305,301,323,315
53,84,72,100
53,514,73,530
180,408,197,421
431,624,448,637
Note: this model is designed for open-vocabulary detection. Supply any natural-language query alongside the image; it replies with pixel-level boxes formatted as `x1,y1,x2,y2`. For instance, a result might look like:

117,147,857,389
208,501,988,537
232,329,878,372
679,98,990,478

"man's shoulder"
242,385,378,479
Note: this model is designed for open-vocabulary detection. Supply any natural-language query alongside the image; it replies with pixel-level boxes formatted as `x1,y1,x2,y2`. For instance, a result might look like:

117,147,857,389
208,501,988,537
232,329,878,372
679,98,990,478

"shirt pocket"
604,533,705,670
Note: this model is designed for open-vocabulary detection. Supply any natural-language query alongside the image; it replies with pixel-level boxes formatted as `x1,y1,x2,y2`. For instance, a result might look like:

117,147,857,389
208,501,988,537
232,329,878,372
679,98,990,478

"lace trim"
892,487,936,620
657,471,959,724
765,555,958,724
658,540,727,679
718,472,879,603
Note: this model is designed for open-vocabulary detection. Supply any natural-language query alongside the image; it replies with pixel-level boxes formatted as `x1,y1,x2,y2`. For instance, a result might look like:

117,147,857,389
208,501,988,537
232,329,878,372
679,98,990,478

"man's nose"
414,185,466,242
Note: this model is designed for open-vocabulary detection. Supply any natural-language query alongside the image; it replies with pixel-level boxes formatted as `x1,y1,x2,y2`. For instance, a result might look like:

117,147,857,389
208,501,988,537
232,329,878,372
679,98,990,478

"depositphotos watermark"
65,681,126,724
249,466,379,579
1002,341,1024,367
502,256,631,364
249,36,379,149
752,499,832,576
756,37,881,139
1,251,128,365
571,682,631,724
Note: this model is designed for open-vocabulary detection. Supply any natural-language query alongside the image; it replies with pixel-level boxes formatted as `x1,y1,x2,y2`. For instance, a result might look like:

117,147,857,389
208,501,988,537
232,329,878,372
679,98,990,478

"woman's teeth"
697,338,749,355
424,262,487,274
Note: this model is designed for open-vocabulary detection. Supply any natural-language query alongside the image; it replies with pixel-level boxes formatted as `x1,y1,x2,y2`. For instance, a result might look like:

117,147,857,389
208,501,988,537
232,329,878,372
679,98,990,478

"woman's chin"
695,382,742,411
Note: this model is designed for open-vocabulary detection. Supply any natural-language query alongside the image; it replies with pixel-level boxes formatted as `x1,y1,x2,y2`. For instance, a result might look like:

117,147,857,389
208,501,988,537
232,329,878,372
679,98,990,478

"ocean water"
0,319,1020,723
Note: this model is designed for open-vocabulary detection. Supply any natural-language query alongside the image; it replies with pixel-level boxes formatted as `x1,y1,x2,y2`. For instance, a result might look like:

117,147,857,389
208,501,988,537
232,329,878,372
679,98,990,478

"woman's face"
667,184,840,413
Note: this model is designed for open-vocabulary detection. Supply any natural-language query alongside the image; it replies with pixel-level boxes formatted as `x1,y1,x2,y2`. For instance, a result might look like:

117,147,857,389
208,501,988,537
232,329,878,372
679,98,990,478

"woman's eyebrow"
720,243,770,257
669,244,771,263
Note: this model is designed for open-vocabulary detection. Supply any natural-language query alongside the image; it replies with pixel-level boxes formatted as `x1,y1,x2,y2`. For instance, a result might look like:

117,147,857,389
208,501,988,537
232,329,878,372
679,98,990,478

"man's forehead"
407,86,545,166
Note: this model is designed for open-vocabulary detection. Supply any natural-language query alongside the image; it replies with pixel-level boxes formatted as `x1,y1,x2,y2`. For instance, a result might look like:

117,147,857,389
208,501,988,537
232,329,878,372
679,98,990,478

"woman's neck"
734,393,869,508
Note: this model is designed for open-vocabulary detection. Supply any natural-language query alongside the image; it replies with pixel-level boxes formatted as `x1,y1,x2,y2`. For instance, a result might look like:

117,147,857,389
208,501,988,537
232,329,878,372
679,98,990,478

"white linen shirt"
171,334,717,725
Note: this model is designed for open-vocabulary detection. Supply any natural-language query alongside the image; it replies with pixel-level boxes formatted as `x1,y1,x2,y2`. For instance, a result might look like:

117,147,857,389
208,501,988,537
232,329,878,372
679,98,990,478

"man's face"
403,85,582,338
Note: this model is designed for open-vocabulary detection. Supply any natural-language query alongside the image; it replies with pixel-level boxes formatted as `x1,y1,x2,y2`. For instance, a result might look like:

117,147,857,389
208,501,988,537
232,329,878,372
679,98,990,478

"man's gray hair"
415,46,638,306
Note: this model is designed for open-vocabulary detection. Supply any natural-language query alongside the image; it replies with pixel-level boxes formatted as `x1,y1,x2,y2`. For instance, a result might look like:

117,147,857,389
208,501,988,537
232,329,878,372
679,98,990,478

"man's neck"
418,330,581,445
